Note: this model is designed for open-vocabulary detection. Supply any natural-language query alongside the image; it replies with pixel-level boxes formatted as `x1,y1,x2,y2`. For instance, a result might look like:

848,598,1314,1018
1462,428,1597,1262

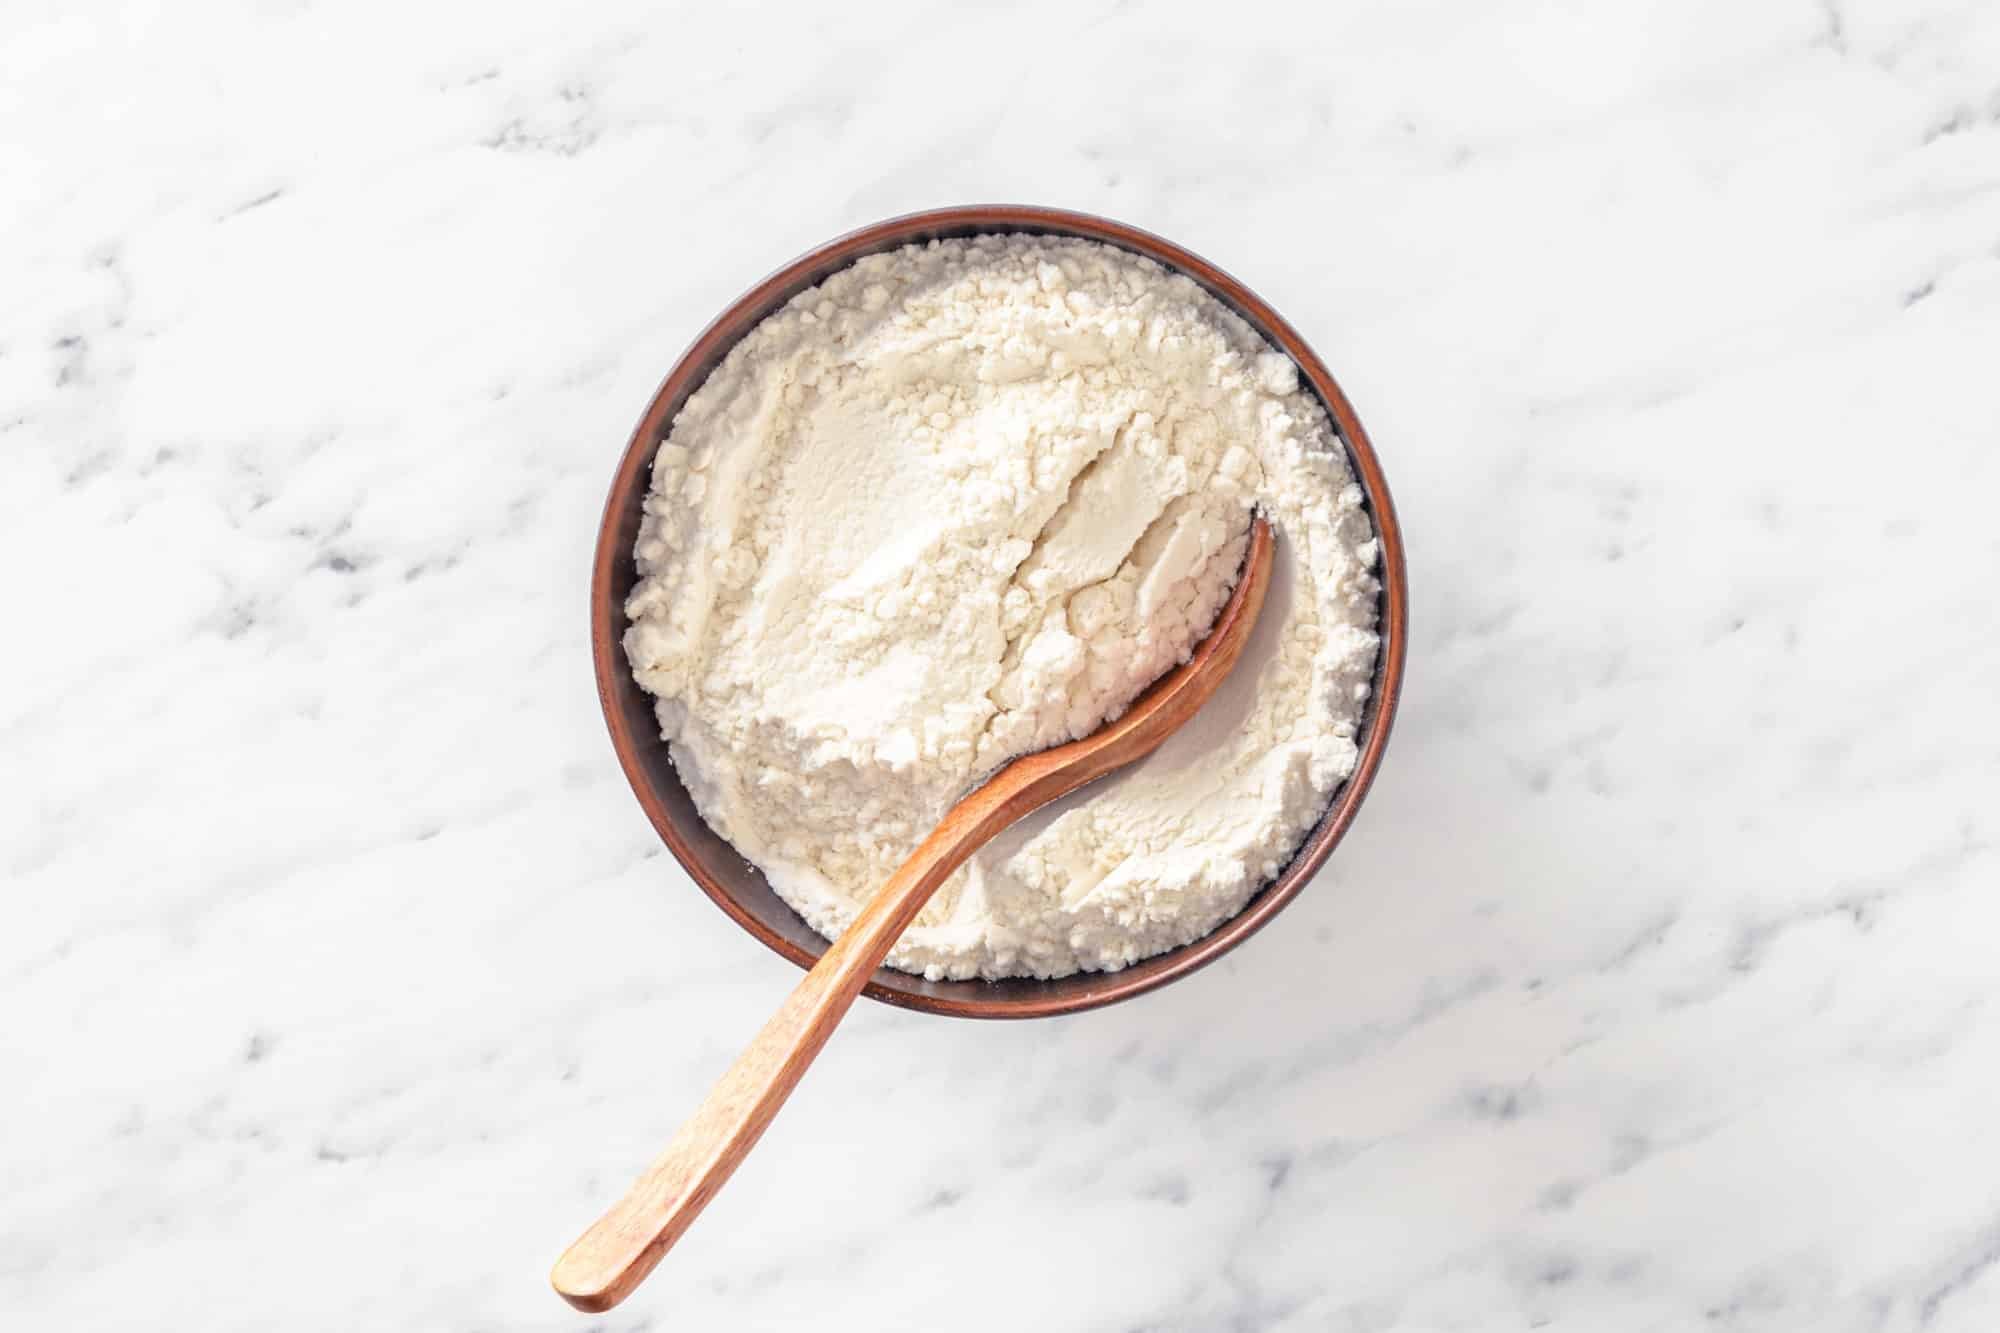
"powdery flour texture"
626,235,1379,980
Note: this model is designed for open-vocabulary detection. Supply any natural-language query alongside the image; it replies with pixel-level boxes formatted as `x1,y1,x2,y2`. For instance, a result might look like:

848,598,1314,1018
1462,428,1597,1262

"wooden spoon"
552,517,1275,1313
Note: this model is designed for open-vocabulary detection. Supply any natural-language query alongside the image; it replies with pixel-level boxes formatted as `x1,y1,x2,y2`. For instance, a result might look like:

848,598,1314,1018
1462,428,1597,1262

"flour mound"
627,235,1378,980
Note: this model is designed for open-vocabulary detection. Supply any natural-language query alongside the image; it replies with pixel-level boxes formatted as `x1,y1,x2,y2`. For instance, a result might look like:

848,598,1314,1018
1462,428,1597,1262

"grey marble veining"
6,1,2000,1328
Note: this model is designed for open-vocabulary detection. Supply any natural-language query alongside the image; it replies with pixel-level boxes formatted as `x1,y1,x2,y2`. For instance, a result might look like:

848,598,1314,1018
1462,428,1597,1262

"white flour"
627,235,1378,980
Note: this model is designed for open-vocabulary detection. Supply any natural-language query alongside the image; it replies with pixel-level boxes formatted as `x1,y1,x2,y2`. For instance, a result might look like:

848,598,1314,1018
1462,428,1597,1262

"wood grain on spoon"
551,517,1275,1313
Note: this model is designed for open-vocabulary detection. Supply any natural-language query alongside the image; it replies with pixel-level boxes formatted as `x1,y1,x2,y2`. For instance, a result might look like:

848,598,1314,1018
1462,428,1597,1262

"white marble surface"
7,0,2000,1327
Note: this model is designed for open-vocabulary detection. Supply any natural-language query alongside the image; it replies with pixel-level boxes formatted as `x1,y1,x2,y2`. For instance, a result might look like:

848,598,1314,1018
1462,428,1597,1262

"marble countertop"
8,1,2000,1328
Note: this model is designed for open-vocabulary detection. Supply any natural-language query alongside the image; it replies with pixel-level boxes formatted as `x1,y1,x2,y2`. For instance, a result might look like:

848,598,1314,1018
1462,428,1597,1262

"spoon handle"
549,778,1031,1313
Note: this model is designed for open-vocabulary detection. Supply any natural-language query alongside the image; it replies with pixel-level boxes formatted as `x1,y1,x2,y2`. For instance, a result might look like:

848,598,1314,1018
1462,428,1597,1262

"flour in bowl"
625,234,1378,980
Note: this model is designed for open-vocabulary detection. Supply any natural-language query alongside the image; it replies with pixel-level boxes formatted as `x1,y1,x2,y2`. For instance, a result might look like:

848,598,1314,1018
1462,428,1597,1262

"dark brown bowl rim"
592,204,1408,1019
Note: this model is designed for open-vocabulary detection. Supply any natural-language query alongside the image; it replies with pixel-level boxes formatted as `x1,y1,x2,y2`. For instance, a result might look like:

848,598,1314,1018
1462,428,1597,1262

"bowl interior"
593,205,1408,1018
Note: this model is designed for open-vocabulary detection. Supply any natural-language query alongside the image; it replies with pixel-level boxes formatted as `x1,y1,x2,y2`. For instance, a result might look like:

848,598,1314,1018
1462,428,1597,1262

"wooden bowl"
592,205,1408,1019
